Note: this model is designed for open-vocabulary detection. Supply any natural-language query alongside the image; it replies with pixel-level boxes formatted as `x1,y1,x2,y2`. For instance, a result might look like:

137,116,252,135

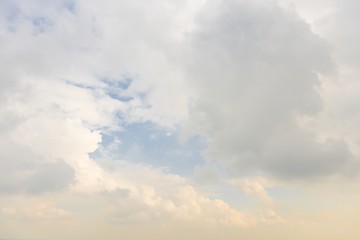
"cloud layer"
1,0,360,239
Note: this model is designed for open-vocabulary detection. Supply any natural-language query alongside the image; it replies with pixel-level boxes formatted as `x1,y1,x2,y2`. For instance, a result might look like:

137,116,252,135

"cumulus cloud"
0,0,157,195
0,0,255,223
2,1,360,239
285,0,360,175
0,77,111,193
182,0,354,179
0,139,74,194
230,178,274,206
88,160,256,226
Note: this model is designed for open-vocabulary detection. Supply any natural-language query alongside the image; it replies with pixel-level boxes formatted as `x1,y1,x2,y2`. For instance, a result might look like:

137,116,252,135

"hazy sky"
1,0,360,239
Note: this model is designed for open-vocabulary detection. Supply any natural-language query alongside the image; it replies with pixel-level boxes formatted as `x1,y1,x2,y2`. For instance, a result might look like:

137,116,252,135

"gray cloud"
183,0,352,179
0,138,74,194
318,0,360,66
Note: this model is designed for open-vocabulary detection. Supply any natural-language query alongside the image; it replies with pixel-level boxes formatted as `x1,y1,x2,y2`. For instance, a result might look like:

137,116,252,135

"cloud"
2,0,360,239
0,139,74,194
316,0,360,66
230,178,274,206
90,159,255,226
284,0,360,176
182,0,354,179
0,78,111,194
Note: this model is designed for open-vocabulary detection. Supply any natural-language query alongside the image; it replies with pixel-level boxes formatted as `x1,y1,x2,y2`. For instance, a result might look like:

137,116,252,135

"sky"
1,0,360,239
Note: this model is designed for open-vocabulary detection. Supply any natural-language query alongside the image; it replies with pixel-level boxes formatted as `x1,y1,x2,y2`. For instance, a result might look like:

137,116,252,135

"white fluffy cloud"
96,160,255,226
0,0,255,226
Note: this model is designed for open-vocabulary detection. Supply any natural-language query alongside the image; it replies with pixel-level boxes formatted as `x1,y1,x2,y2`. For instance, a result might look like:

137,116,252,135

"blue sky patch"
91,122,207,176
